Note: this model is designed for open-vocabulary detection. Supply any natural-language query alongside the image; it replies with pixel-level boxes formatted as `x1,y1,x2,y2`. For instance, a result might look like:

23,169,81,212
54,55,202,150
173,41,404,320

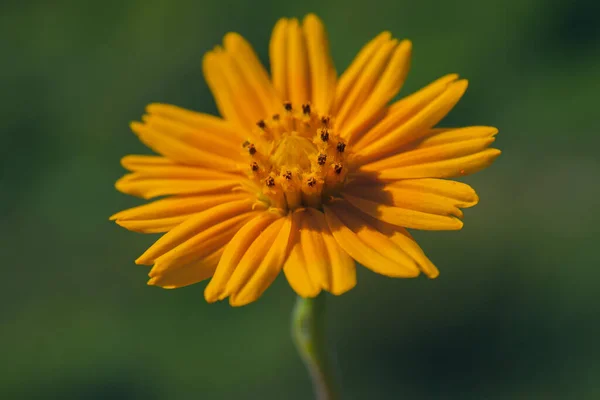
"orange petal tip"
302,13,322,25
223,32,243,48
453,79,469,92
379,31,392,40
229,294,253,307
399,39,412,49
129,121,144,134
428,270,440,279
204,291,218,304
135,256,151,266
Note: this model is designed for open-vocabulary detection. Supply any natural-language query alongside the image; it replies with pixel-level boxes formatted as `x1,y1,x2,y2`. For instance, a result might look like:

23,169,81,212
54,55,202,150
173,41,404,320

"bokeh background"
2,0,599,398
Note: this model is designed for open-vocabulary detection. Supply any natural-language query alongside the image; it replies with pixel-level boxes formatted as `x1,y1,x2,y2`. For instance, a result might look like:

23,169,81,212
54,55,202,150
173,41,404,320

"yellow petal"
324,201,420,277
146,103,246,141
361,137,496,171
115,215,190,233
363,217,439,278
148,248,224,289
283,212,321,298
270,18,289,101
110,193,249,221
333,31,391,115
121,155,174,171
302,13,336,114
220,49,267,128
297,209,331,291
416,126,498,148
342,40,412,143
286,18,311,105
389,74,460,114
390,179,479,207
231,215,293,306
224,33,282,117
303,208,356,295
334,37,398,133
130,121,241,170
135,199,263,265
355,80,469,164
370,148,502,180
359,178,479,215
204,212,280,302
150,211,256,275
353,74,459,148
146,103,246,142
343,182,467,219
224,217,287,300
141,113,244,161
202,50,255,130
114,173,241,199
341,193,463,231
117,163,241,181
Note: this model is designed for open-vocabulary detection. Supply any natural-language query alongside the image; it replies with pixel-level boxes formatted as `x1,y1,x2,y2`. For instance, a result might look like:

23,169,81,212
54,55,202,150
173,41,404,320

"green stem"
291,293,340,400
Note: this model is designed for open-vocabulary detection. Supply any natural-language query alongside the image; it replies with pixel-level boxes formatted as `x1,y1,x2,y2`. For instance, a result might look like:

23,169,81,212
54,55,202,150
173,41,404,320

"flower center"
243,102,349,211
271,135,316,171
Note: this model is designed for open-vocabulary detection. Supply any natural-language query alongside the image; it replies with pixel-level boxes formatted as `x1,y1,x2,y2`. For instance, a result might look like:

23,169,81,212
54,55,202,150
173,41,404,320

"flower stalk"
291,293,340,400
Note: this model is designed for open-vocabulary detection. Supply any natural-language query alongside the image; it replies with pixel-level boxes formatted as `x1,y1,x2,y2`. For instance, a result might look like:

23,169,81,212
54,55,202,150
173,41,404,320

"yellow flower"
111,14,500,306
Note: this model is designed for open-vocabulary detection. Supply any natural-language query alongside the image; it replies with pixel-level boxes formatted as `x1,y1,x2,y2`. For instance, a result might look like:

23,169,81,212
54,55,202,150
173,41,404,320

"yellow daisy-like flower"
111,14,500,306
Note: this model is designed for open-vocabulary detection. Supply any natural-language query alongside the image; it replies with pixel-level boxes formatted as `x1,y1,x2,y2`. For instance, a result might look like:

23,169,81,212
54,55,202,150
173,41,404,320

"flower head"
111,14,500,306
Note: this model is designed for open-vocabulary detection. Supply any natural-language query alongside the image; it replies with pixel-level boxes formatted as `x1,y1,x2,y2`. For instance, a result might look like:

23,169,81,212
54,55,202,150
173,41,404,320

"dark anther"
317,153,327,165
283,170,292,180
321,116,330,126
302,104,311,115
265,176,275,187
272,113,280,121
283,101,292,111
256,120,266,129
334,164,343,174
248,144,257,155
320,129,329,142
250,162,259,172
307,177,317,187
336,142,346,153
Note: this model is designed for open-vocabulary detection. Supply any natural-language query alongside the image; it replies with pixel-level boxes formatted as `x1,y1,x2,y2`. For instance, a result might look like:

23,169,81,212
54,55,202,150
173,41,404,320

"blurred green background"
2,0,599,398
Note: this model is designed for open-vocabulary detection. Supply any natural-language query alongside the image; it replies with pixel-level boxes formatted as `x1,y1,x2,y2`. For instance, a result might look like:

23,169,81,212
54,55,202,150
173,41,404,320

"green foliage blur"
2,0,599,398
